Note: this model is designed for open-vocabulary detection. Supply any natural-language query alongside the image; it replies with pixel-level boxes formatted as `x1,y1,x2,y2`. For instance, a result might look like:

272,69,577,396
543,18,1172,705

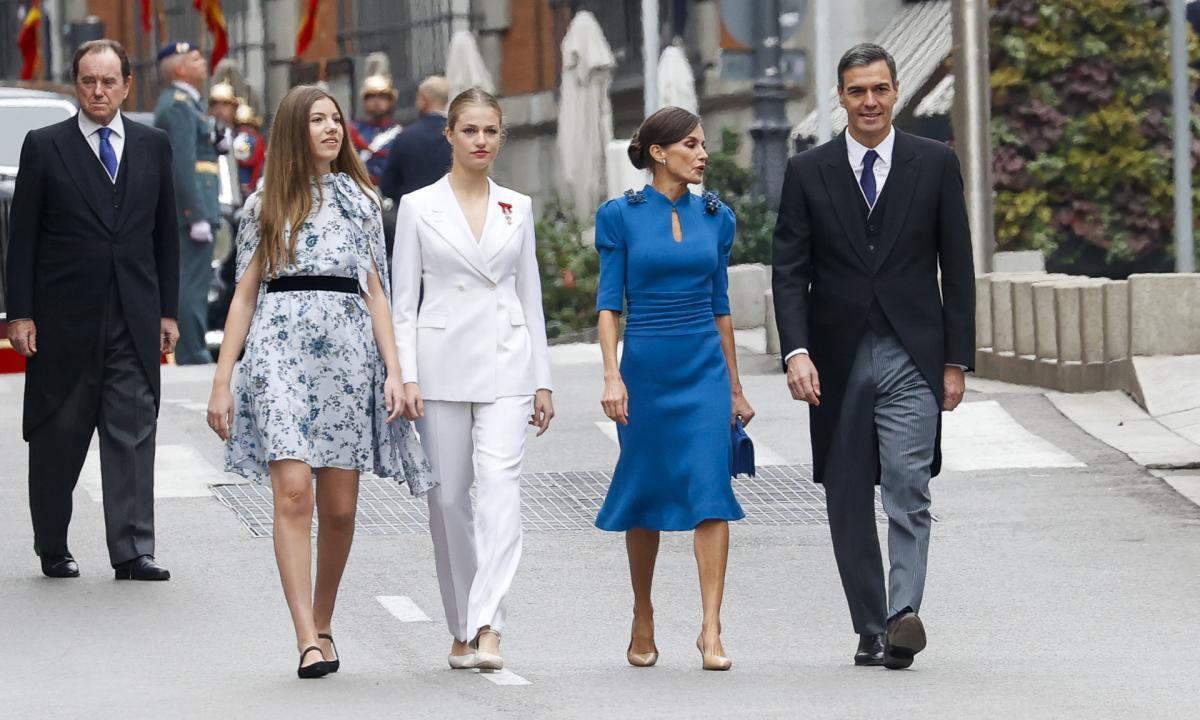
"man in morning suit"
771,44,975,669
4,39,178,581
154,41,220,365
379,75,452,258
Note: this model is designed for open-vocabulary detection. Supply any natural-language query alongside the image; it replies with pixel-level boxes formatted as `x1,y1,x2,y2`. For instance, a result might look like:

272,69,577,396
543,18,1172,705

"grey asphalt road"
1,349,1198,719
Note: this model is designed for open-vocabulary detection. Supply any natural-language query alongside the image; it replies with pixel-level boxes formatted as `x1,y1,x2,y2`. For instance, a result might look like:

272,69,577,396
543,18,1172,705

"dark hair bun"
627,106,700,174
627,131,647,170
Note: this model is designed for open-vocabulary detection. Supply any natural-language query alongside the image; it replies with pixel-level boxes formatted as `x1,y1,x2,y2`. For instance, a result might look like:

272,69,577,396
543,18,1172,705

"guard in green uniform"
154,41,219,365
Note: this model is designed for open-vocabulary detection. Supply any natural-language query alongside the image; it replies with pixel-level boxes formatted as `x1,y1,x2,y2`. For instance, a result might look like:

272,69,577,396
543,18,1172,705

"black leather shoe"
114,555,171,581
40,555,80,578
884,611,927,670
854,633,885,666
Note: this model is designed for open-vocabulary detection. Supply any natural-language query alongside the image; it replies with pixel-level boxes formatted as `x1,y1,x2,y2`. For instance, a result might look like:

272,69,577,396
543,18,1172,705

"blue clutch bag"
730,417,755,477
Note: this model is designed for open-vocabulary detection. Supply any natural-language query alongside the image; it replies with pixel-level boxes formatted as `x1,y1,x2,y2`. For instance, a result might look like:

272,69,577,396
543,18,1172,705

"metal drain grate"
211,465,887,537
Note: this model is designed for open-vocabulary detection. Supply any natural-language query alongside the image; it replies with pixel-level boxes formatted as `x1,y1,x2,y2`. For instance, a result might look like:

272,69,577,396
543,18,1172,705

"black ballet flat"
318,633,340,673
297,645,331,679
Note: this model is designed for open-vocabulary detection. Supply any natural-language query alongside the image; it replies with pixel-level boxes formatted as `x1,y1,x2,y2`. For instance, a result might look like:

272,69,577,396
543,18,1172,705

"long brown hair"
258,85,376,277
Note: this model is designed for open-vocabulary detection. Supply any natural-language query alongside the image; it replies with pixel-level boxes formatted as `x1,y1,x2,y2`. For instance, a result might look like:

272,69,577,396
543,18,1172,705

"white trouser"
417,396,532,643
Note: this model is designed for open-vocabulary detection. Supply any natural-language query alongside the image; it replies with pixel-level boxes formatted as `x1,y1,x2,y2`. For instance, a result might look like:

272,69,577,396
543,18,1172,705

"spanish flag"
17,0,42,81
193,0,228,71
295,0,320,58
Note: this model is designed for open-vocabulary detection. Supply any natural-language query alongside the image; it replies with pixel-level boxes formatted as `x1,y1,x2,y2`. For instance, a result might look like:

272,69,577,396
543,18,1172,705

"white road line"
595,421,619,445
375,595,431,622
82,444,227,500
181,401,209,412
594,421,789,465
942,400,1085,471
480,668,531,686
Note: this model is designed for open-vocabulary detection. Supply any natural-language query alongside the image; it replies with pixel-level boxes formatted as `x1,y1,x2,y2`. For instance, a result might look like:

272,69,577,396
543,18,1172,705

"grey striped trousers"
823,327,939,635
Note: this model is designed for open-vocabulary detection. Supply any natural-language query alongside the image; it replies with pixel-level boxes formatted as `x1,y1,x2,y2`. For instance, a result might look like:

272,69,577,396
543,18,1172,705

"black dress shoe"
854,633,885,666
884,611,927,670
40,555,79,578
114,555,171,581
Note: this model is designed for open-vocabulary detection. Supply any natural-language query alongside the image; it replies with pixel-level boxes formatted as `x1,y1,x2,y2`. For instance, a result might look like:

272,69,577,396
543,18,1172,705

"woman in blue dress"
595,106,755,671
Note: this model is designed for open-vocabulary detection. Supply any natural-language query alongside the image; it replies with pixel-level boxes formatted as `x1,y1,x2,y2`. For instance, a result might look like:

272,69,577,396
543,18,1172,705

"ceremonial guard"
233,101,266,196
350,74,402,186
154,41,221,365
207,80,237,155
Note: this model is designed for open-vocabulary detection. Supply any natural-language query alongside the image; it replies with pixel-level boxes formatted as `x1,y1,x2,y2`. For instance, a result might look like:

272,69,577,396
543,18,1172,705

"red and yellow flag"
295,0,320,59
141,0,153,34
193,0,228,71
17,0,43,81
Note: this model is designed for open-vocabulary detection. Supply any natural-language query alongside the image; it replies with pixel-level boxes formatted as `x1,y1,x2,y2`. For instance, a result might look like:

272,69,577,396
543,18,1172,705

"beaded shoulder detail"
624,188,647,205
702,190,722,215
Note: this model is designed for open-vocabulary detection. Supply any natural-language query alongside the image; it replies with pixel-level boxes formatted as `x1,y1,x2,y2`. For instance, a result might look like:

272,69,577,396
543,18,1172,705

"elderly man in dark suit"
772,44,975,669
5,39,178,581
379,75,452,257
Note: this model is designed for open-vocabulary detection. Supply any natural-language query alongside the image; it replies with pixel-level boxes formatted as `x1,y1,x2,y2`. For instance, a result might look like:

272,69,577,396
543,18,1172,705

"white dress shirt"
77,110,125,183
845,125,895,210
784,126,963,371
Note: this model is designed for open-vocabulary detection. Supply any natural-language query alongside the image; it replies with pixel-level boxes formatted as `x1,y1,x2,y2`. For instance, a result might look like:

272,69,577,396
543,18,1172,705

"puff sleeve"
711,204,735,316
594,199,627,313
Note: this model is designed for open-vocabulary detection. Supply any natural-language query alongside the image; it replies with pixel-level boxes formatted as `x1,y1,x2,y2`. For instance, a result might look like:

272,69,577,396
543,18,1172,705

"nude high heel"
696,636,732,671
627,617,658,667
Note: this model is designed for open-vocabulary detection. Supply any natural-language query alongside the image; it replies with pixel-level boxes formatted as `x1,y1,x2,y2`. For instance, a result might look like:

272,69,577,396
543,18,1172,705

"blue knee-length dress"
593,185,745,531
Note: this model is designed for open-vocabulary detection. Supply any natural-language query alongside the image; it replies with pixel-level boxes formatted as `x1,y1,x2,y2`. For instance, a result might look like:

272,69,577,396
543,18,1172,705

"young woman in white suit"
391,88,554,671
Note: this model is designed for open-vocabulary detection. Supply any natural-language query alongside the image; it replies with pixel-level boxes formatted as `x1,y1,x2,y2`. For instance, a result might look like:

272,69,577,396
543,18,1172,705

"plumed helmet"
360,74,397,99
209,81,237,105
235,101,261,126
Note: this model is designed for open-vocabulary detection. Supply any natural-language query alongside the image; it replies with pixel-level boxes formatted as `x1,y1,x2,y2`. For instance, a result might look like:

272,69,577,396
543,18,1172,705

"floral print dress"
226,173,434,495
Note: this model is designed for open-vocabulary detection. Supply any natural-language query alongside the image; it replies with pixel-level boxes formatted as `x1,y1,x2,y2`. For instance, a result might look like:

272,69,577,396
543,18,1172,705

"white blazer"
391,175,553,403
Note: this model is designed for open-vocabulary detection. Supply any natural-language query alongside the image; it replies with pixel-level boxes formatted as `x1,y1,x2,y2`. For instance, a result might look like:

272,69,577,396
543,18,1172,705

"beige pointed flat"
473,628,503,672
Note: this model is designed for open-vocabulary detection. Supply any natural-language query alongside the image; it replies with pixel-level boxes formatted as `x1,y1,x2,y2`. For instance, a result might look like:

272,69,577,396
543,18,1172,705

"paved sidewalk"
2,347,1199,718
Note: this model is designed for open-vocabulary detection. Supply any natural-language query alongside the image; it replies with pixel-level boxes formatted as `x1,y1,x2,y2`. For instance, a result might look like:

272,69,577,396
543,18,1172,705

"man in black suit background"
5,39,178,581
772,44,974,669
379,75,452,258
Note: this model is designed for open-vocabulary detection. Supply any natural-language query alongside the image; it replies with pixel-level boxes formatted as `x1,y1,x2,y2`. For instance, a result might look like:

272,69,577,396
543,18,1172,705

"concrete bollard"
764,290,780,355
992,250,1047,273
1032,280,1062,360
975,276,993,349
1103,280,1129,361
1129,273,1200,355
726,264,770,330
1079,281,1107,364
1011,273,1067,357
989,277,1019,354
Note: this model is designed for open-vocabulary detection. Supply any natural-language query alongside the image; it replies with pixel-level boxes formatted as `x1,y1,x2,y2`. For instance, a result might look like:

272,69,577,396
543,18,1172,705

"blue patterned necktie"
860,148,878,207
98,126,118,180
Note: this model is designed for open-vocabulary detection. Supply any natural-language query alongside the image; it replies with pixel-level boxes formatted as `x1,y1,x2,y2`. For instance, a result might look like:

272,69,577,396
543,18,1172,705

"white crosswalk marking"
594,421,789,465
375,595,431,622
941,400,1085,471
480,668,531,686
82,444,228,500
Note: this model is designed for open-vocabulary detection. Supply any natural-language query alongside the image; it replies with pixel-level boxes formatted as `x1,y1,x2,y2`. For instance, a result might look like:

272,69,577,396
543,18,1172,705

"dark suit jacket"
380,112,452,204
4,114,179,438
771,129,974,483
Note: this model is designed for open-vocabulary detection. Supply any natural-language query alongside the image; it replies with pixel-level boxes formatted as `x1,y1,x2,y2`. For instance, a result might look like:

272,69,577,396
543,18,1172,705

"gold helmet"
209,81,237,105
360,74,397,99
235,101,261,127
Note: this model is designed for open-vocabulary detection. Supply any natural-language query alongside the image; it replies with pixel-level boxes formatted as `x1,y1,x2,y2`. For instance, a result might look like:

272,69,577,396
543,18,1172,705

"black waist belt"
266,276,358,294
